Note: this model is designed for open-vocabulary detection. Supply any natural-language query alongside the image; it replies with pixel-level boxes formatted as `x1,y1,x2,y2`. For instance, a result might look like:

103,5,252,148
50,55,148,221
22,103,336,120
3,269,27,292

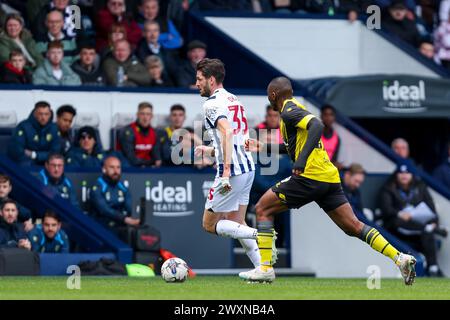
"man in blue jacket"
38,153,80,210
8,101,61,166
89,156,140,233
0,199,31,250
66,126,107,168
28,211,69,253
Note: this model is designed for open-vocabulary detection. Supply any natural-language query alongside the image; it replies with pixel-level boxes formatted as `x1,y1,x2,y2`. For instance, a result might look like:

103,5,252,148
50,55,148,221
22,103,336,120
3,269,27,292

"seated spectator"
176,40,207,88
56,104,76,155
35,10,78,65
100,23,128,59
336,0,371,22
419,40,438,62
31,0,80,41
89,156,140,232
321,104,343,170
159,104,187,165
434,9,450,71
0,199,31,250
8,101,61,166
32,40,82,86
102,39,150,87
391,137,417,167
38,153,80,210
256,105,283,145
66,126,107,168
0,174,32,231
118,102,161,167
145,55,174,87
380,162,447,276
28,210,69,253
95,0,142,53
0,50,32,84
136,0,183,50
433,142,450,190
381,0,421,48
71,44,106,86
136,20,179,81
342,163,366,217
0,13,43,68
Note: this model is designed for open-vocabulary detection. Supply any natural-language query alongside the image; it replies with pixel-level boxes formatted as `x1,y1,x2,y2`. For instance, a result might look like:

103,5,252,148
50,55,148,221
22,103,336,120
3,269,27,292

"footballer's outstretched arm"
217,117,233,177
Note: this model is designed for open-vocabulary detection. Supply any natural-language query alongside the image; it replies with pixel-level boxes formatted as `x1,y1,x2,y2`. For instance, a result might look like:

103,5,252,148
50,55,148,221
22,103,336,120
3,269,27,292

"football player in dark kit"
242,77,416,285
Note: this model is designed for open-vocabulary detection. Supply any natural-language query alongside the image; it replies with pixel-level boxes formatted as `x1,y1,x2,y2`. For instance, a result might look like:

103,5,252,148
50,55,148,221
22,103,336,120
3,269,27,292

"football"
161,257,189,283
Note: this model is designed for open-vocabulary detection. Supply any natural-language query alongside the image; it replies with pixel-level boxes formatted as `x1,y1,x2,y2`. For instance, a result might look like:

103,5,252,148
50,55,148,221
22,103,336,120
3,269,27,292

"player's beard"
201,82,211,97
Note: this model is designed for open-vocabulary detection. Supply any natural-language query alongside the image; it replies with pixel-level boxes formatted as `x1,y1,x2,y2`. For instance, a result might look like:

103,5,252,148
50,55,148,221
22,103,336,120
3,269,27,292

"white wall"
206,17,439,79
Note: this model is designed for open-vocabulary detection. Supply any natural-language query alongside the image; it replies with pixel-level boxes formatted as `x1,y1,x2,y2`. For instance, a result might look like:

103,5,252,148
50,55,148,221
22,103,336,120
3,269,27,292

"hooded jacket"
7,109,61,165
71,57,106,86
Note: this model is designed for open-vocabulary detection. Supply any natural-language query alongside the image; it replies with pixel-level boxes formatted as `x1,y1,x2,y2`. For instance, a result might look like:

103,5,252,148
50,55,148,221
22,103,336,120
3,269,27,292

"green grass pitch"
0,276,449,300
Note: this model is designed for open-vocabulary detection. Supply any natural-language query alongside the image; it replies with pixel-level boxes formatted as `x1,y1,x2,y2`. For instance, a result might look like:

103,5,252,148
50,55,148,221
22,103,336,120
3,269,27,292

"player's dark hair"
170,104,185,113
34,101,51,110
196,58,225,84
0,174,11,185
46,153,64,164
44,210,61,223
321,104,336,113
1,198,17,211
138,102,153,111
57,105,77,118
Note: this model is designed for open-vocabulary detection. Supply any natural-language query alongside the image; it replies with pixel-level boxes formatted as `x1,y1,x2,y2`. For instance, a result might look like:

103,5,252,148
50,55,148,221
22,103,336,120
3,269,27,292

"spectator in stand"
159,104,187,165
419,40,438,62
102,39,150,87
0,174,33,232
145,55,174,87
433,142,450,190
136,0,183,49
0,13,43,68
381,0,422,48
176,40,207,88
136,20,178,81
71,44,106,86
193,0,254,11
31,0,81,41
56,104,76,155
434,8,450,71
100,23,127,59
341,163,366,217
35,10,78,65
118,102,161,167
256,105,283,145
66,126,108,168
32,40,82,85
440,0,450,22
95,0,142,53
8,101,61,166
336,0,372,22
28,211,69,253
0,199,31,250
38,153,80,210
90,156,140,232
0,50,32,84
321,104,343,170
391,137,418,167
380,162,448,276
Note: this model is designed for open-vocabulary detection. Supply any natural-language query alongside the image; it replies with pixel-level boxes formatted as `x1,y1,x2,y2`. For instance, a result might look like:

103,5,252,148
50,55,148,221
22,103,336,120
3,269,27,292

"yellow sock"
363,227,400,263
257,232,273,271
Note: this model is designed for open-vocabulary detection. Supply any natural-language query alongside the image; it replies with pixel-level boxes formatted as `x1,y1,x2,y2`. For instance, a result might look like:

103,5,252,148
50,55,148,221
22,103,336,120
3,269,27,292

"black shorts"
271,175,348,212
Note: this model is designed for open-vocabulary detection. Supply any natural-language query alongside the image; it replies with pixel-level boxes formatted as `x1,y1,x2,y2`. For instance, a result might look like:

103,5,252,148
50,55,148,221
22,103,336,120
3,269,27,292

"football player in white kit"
194,58,275,277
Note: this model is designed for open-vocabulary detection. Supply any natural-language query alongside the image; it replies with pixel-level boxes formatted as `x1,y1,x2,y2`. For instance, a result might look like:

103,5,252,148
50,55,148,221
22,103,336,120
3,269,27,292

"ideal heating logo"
382,80,427,113
145,180,194,217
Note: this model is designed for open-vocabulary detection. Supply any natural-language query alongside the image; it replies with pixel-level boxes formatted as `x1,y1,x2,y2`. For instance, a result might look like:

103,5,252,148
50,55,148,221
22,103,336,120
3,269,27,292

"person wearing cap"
38,153,80,211
381,0,421,48
66,126,107,169
176,40,207,88
8,100,61,166
380,162,447,276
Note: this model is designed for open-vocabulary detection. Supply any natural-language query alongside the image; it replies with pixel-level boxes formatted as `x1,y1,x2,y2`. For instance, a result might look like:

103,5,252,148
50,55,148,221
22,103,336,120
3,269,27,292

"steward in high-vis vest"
118,102,161,167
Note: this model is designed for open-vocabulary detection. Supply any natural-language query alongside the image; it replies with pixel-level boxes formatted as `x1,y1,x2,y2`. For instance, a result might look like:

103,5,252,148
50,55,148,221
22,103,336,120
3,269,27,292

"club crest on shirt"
205,107,217,120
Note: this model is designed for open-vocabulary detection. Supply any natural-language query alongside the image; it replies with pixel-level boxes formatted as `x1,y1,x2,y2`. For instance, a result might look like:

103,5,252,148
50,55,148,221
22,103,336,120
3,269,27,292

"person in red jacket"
0,50,32,84
95,0,142,53
118,102,162,167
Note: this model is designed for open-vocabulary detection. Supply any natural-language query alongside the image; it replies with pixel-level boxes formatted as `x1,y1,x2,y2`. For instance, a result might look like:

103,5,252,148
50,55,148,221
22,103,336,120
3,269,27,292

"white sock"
215,220,257,239
239,238,261,267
